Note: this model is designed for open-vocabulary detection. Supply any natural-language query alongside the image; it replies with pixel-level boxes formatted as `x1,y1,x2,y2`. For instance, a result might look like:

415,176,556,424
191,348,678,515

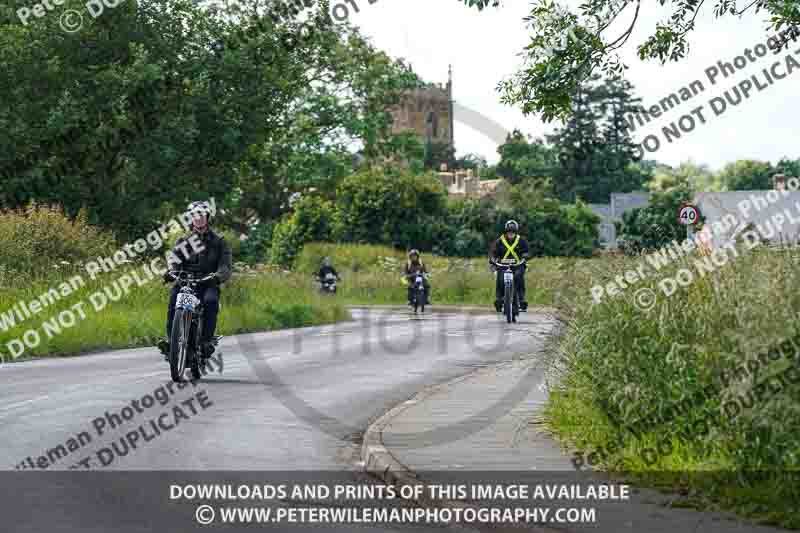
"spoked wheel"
504,284,513,324
188,321,203,381
169,309,191,382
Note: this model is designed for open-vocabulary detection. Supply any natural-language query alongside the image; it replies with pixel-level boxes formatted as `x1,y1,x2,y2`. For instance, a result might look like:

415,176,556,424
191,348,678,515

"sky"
341,0,798,170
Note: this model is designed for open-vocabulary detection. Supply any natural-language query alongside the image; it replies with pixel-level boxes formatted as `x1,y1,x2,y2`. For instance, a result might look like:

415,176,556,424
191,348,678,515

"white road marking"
0,395,49,412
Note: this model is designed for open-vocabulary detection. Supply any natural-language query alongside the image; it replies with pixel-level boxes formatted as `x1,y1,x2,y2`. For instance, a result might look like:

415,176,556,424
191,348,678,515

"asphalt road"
0,307,555,533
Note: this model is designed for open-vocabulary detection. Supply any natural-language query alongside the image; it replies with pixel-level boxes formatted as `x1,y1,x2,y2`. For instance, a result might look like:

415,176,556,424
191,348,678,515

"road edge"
360,357,564,533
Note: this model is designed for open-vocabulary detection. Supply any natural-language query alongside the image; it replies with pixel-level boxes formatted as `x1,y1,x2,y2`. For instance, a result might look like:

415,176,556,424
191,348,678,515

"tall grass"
0,267,348,361
544,245,800,528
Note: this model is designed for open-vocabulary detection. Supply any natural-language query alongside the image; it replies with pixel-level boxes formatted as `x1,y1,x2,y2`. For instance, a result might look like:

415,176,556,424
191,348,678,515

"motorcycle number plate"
177,293,200,310
503,272,514,282
415,276,423,284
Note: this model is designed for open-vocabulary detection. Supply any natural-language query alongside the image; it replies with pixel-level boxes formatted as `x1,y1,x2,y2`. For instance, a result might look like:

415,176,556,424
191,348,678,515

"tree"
495,130,557,185
458,0,800,121
424,141,456,171
647,160,721,192
0,0,421,241
454,153,488,171
547,75,649,203
617,184,696,254
269,195,335,267
719,160,775,191
774,157,800,177
332,165,447,248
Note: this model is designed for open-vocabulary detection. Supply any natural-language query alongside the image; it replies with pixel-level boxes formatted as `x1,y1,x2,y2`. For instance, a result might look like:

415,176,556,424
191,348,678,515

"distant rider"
157,201,232,360
489,220,529,312
404,249,430,305
317,257,340,283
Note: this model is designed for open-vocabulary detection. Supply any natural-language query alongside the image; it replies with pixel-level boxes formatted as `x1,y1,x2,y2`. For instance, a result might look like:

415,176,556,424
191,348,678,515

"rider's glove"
163,271,177,284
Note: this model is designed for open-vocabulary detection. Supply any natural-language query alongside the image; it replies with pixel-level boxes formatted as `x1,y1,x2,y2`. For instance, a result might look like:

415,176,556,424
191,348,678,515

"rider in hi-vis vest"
489,220,530,312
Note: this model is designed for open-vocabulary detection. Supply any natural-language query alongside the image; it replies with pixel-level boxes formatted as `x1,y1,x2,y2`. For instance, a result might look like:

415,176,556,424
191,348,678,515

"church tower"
387,67,455,157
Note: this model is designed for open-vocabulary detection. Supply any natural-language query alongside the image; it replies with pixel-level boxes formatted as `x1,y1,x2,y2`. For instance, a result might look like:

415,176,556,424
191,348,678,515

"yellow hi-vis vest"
500,234,521,262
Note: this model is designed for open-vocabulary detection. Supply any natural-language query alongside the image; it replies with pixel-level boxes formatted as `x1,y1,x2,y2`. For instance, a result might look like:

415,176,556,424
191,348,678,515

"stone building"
387,66,455,154
436,167,502,199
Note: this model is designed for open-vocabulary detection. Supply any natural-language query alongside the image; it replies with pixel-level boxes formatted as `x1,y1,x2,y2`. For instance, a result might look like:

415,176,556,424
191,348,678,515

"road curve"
0,307,557,533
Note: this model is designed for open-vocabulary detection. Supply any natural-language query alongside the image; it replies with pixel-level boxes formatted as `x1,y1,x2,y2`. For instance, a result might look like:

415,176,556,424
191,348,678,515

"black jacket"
318,265,339,279
167,229,232,284
489,234,530,263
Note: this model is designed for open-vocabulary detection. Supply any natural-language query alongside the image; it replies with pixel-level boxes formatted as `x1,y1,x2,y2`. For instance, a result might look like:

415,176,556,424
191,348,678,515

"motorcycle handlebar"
490,259,527,268
169,271,216,283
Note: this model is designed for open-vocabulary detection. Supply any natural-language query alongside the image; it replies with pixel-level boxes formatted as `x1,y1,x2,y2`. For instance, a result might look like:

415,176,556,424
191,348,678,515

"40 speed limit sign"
678,204,699,225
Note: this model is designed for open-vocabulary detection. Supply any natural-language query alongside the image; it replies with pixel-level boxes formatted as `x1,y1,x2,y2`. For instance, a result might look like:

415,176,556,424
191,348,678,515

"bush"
0,203,117,283
617,187,696,254
269,195,335,267
239,221,275,264
333,166,447,248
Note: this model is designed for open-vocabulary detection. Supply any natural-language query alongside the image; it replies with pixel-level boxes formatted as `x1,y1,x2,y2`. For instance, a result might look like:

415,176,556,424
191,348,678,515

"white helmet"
187,201,212,222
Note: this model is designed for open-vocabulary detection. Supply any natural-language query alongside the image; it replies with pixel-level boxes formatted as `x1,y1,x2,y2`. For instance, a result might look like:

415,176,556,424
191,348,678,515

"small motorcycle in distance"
407,272,428,314
318,272,339,294
167,270,221,382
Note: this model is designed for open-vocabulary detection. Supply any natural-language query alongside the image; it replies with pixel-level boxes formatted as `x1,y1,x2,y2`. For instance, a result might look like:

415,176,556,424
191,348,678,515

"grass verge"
0,265,348,361
543,245,800,528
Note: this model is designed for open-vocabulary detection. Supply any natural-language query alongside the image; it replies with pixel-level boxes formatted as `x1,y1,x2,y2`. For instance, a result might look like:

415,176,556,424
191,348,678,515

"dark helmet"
505,220,519,233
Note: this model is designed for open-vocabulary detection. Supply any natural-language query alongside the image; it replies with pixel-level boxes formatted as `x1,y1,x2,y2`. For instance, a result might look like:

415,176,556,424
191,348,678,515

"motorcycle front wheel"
504,283,513,324
169,309,191,382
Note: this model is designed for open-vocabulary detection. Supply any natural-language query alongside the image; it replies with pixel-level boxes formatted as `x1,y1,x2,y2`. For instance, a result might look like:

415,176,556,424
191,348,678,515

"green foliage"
647,160,721,192
0,204,117,283
719,160,776,191
458,0,800,121
269,195,335,267
547,75,649,203
0,266,347,361
495,130,557,185
545,247,800,527
453,153,487,171
0,0,421,241
775,157,800,177
333,166,447,248
239,221,276,264
424,141,456,171
617,187,695,254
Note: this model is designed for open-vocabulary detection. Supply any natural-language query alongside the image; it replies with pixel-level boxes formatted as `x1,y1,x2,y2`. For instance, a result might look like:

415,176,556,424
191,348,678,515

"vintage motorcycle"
406,272,429,314
167,270,222,382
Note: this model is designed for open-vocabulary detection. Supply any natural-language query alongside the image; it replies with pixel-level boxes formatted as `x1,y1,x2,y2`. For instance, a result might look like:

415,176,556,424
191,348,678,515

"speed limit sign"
678,204,699,225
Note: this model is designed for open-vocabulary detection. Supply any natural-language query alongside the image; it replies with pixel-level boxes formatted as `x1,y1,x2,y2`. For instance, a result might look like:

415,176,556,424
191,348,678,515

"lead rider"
157,201,232,360
489,220,530,312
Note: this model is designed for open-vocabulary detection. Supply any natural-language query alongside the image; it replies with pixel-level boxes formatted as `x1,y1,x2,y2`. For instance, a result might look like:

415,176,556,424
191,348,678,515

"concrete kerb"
360,361,562,533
